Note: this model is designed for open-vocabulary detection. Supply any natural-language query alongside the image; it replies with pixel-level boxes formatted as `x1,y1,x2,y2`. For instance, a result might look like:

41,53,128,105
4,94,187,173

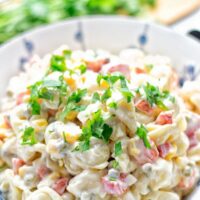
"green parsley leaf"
21,127,37,146
114,141,122,156
108,102,117,109
97,74,133,103
112,160,119,169
63,49,72,58
120,88,133,103
74,110,113,151
136,124,151,149
141,83,173,110
101,88,112,102
59,89,87,121
73,140,90,152
29,99,41,115
28,76,68,115
92,92,100,103
50,55,66,72
88,110,113,143
97,74,103,85
59,102,87,121
38,87,54,100
77,64,87,74
101,124,113,143
68,89,87,103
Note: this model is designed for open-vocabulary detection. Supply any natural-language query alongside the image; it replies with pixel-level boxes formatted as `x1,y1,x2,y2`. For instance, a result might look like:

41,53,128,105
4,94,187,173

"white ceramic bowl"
0,16,200,199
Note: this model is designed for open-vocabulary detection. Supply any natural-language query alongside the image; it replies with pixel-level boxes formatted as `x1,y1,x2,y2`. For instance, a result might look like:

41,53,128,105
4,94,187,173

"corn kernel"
66,111,77,120
64,77,76,90
120,101,132,111
35,119,48,127
81,76,86,83
65,132,79,144
100,80,109,89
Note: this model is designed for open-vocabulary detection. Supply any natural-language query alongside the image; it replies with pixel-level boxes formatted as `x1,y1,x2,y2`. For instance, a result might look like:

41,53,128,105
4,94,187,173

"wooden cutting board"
146,0,200,25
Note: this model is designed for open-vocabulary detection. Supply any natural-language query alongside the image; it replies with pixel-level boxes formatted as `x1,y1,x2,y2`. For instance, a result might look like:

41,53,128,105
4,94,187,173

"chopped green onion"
114,141,122,156
136,124,151,148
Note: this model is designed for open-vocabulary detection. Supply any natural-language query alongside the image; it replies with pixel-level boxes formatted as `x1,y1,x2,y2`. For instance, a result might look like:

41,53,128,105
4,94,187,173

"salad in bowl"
0,45,200,200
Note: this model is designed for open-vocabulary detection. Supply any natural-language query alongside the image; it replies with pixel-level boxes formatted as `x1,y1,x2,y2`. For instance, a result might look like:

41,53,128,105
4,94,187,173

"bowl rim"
0,15,200,53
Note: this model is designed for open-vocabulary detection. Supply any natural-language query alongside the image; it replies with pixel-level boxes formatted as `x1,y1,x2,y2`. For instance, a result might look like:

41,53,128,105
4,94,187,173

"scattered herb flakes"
67,89,87,103
28,76,67,115
108,102,117,109
74,110,113,152
50,55,66,72
73,140,90,152
114,141,122,157
21,127,37,146
92,92,100,103
101,88,112,102
97,74,133,103
120,88,133,103
77,64,87,74
63,49,72,58
138,83,174,110
29,99,41,115
112,160,120,169
136,124,151,149
59,89,87,121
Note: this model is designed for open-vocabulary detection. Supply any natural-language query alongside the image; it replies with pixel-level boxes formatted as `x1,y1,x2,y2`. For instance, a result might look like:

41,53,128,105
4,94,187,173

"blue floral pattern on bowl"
19,39,34,71
179,64,200,86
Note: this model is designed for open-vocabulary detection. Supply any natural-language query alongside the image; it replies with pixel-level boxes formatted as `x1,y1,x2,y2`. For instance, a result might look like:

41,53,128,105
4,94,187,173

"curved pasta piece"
9,104,31,133
0,169,22,200
26,187,63,200
188,144,200,162
143,191,180,200
110,100,136,136
1,137,17,166
64,138,109,174
16,143,46,162
147,114,187,145
45,121,81,160
67,169,107,199
141,158,178,191
113,138,137,173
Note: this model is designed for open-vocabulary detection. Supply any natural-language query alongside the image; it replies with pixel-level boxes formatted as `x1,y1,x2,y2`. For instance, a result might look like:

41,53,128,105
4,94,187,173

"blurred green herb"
0,0,156,44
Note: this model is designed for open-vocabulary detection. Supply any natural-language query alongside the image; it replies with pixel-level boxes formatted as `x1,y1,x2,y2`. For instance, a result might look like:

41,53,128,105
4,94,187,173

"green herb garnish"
59,89,87,121
21,127,37,146
97,74,133,103
112,160,120,169
28,76,67,115
138,83,174,110
74,110,113,151
101,88,112,102
77,64,87,74
92,92,100,103
114,141,122,156
50,55,66,72
63,49,72,58
136,124,151,148
108,102,117,109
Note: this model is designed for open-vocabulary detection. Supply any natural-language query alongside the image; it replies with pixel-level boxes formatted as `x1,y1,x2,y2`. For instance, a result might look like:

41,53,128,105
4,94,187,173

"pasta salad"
0,46,200,200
